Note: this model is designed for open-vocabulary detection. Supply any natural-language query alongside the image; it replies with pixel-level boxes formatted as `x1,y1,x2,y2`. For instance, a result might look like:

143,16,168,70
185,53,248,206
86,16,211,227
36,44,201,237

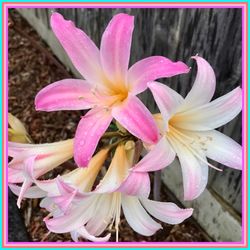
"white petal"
173,87,242,130
179,56,216,111
73,226,111,242
148,81,184,124
85,194,113,236
9,184,47,198
196,130,242,170
34,179,59,196
121,195,162,236
45,195,98,233
170,137,209,200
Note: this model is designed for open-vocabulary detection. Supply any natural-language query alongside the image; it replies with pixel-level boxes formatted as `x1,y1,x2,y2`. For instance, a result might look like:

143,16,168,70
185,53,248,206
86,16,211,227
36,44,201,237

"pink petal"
35,79,95,111
55,176,76,195
196,130,242,170
74,108,112,167
112,95,159,144
50,12,103,84
128,57,190,95
148,81,184,124
121,195,162,236
49,176,87,200
118,172,150,198
15,155,36,208
174,87,242,131
16,179,33,208
52,188,77,213
100,13,134,83
133,137,176,172
179,56,216,112
171,139,208,200
8,140,74,178
141,198,193,224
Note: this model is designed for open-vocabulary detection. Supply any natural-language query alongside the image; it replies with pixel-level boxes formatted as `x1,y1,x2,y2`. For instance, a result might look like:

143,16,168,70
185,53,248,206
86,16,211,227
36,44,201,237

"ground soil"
8,9,209,242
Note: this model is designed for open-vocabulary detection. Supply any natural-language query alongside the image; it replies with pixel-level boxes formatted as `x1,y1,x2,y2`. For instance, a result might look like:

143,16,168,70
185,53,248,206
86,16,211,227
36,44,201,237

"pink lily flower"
132,56,242,200
23,141,150,198
8,139,73,207
9,139,151,210
35,12,190,167
43,185,193,242
28,144,193,242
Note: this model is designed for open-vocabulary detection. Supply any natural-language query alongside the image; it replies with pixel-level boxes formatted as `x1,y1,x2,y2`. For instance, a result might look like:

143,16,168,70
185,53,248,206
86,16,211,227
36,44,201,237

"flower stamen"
167,125,222,172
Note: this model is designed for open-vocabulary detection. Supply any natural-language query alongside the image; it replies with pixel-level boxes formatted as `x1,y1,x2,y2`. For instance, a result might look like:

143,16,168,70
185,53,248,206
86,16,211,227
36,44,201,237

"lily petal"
74,108,112,167
100,13,134,83
170,136,208,200
45,195,98,233
8,139,73,158
63,149,109,192
16,179,33,208
174,87,242,131
85,194,113,236
35,79,95,111
40,197,64,218
9,184,47,198
8,113,30,143
133,137,176,173
33,178,60,196
140,198,193,224
52,186,77,213
118,172,150,198
179,55,216,112
71,226,111,242
112,95,159,144
121,195,162,236
16,155,36,208
148,81,184,124
50,13,103,84
95,144,130,193
8,166,25,183
129,57,190,95
195,130,242,170
8,140,73,177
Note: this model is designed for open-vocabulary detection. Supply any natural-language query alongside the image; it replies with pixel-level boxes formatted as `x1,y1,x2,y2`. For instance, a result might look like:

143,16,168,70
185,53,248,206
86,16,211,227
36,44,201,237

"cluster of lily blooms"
8,12,242,242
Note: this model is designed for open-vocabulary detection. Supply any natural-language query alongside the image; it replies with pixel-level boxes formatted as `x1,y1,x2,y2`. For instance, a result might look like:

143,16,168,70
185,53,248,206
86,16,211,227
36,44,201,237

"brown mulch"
8,9,210,242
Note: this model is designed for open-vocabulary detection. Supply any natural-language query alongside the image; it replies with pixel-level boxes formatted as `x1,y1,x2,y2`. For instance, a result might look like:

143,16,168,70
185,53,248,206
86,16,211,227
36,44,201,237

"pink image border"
2,1,248,248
